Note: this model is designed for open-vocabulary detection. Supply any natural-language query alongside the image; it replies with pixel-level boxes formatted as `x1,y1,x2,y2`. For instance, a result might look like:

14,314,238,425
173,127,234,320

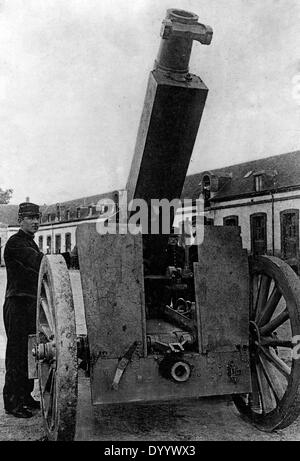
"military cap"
18,202,41,217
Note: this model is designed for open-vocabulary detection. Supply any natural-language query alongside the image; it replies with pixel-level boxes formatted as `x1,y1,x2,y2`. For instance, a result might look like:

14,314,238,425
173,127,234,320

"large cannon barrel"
126,9,213,211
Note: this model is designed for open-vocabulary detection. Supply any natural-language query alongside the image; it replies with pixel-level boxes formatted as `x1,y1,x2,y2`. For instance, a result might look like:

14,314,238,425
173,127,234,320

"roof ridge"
187,150,300,178
182,150,300,201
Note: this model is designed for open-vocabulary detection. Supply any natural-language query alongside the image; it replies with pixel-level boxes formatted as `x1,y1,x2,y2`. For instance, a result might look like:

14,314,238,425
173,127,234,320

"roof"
181,150,300,202
39,189,120,224
41,190,119,215
0,204,19,227
1,190,120,228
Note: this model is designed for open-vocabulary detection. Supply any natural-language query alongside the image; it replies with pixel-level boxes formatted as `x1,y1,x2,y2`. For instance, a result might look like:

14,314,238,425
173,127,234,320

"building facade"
0,150,299,271
0,205,19,266
180,150,300,272
0,191,120,266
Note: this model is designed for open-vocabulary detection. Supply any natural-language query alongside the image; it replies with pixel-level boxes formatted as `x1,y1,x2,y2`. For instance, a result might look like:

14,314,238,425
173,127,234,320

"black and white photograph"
0,0,300,445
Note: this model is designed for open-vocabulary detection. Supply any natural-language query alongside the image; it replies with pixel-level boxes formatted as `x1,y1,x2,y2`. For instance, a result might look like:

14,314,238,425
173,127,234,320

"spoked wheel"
35,255,78,441
233,255,300,431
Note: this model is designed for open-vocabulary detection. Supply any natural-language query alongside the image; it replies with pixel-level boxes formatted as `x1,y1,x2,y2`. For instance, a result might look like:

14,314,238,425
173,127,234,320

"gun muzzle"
155,8,213,74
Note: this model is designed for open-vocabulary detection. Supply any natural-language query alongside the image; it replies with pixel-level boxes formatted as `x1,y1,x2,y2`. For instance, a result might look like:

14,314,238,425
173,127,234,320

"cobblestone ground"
0,267,300,441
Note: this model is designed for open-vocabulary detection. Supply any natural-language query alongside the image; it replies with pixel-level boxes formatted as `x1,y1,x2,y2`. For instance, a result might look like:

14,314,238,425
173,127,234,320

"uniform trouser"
3,296,36,411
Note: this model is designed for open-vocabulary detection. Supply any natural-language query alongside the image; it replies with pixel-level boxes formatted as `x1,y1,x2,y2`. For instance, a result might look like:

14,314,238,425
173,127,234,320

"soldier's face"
20,215,40,235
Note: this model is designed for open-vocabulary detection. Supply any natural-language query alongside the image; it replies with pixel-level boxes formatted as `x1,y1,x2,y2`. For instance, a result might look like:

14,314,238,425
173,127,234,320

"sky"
0,0,300,205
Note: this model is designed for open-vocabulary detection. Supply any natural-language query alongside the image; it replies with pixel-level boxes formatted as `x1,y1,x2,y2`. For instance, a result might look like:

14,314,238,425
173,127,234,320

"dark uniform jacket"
4,230,44,299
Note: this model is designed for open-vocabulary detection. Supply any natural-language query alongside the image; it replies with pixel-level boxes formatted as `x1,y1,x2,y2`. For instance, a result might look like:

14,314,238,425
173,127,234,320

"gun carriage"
29,9,300,440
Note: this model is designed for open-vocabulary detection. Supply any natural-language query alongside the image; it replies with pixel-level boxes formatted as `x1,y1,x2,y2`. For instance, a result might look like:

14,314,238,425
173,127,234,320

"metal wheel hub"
33,341,56,361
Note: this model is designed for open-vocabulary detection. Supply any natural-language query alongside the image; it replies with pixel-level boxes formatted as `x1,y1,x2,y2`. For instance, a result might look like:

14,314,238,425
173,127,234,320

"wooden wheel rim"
233,255,300,431
37,255,78,441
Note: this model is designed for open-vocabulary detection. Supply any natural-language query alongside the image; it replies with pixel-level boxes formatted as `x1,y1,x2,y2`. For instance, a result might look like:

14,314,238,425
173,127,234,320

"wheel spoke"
255,275,272,322
40,297,54,334
257,285,282,327
42,279,54,330
45,369,55,422
43,366,54,396
39,324,52,341
260,308,289,336
250,274,260,319
258,353,286,402
257,343,291,379
256,362,274,413
40,362,51,394
260,337,293,348
50,376,57,428
248,355,262,412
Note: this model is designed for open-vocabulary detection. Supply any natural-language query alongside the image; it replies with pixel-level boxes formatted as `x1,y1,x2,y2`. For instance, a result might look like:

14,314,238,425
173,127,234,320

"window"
76,207,81,219
46,236,52,254
254,174,263,192
250,213,267,255
47,214,51,222
38,235,43,251
55,234,61,254
65,233,72,252
56,204,60,221
280,210,299,260
66,209,70,221
223,215,239,226
202,175,211,208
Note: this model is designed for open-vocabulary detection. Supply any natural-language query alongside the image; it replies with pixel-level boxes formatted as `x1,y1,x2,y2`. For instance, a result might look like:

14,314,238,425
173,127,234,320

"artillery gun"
30,9,300,440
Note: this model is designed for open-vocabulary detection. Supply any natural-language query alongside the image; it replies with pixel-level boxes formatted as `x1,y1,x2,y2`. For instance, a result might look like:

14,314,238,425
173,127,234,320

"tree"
0,188,13,204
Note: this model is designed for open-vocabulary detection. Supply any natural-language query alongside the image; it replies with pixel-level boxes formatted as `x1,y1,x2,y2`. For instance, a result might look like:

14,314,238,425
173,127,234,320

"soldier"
3,202,43,418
